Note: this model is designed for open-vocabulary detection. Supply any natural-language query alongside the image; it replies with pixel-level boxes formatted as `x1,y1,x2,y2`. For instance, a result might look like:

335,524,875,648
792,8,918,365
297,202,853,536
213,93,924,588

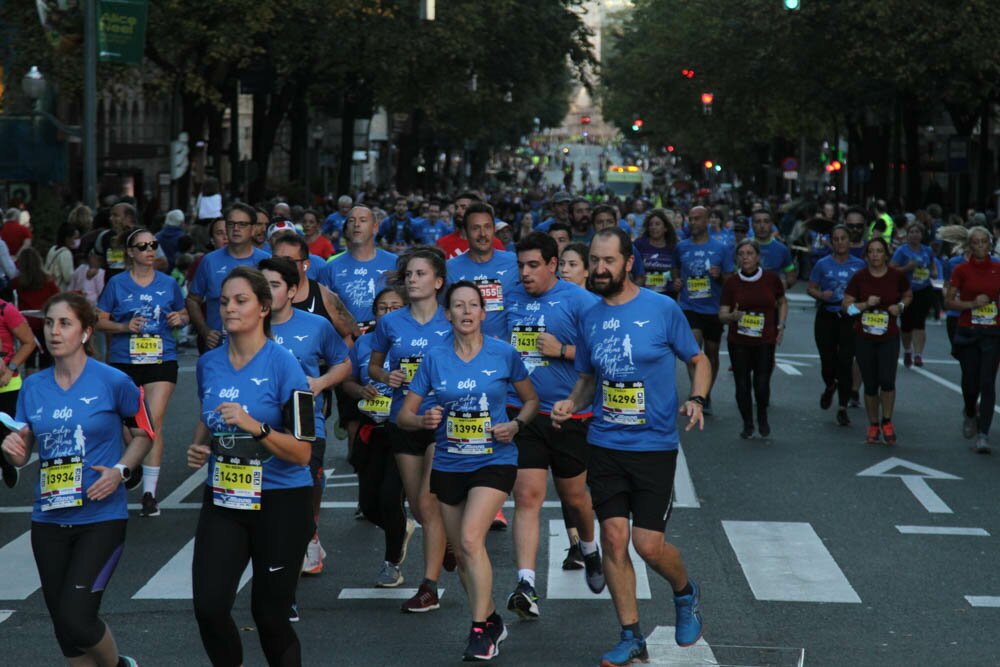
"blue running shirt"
504,279,598,412
320,249,397,325
575,289,700,452
98,270,186,364
18,359,141,524
371,306,452,422
189,247,272,332
350,333,393,423
196,339,312,490
272,310,349,438
408,336,528,472
757,239,795,276
808,255,867,313
674,238,731,313
446,250,520,339
891,244,935,291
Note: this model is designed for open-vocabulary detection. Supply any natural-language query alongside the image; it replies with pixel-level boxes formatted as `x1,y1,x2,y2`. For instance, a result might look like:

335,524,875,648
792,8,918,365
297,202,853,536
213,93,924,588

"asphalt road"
2,291,999,666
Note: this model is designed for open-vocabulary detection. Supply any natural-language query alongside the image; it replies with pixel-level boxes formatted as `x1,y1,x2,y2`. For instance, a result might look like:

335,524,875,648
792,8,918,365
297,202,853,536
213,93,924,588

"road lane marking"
0,531,40,600
159,468,207,509
646,625,717,663
896,526,989,536
673,444,699,509
338,587,445,600
722,520,861,603
965,596,1000,607
898,361,1000,414
0,610,12,624
546,520,650,600
857,458,959,514
133,538,251,599
775,363,802,376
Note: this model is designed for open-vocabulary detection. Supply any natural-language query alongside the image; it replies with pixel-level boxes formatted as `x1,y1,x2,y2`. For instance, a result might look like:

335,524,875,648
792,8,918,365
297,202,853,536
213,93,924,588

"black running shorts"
587,445,677,532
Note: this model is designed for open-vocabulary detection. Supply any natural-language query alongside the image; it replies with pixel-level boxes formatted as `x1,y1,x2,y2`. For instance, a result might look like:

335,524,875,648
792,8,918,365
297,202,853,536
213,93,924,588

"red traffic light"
703,160,714,169
634,119,644,128
581,115,591,125
701,92,714,105
681,69,695,79
831,160,842,171
667,145,675,153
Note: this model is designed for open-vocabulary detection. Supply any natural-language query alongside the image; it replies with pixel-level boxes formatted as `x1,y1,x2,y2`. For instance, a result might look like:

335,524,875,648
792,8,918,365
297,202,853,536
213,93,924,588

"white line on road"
775,363,802,376
0,531,40,600
899,361,1000,414
723,520,861,603
673,444,699,509
546,520,650,600
900,476,954,514
896,526,989,536
133,538,251,599
0,610,12,625
965,596,1000,607
646,625,717,664
159,468,207,509
338,587,445,600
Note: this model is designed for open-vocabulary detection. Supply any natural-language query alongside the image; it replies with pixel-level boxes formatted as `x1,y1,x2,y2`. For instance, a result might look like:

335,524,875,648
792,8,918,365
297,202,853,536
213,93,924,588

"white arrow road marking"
857,457,960,514
896,526,989,536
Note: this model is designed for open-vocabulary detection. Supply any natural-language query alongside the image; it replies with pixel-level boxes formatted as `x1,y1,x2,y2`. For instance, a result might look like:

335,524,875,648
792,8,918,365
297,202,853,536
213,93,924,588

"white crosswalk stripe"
133,538,251,600
546,519,650,600
0,531,40,600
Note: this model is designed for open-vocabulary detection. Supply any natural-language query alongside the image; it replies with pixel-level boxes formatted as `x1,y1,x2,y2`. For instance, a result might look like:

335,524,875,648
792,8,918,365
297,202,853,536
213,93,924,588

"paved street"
3,293,999,666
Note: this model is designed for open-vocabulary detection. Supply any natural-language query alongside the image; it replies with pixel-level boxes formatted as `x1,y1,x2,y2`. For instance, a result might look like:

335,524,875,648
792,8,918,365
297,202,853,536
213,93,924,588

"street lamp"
21,66,80,137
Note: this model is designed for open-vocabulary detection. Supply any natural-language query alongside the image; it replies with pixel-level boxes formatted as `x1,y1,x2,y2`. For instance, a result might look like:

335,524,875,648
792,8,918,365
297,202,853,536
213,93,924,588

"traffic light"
714,164,722,172
667,145,675,153
825,160,842,173
631,118,643,132
703,160,714,169
783,0,800,10
701,92,713,115
681,68,695,79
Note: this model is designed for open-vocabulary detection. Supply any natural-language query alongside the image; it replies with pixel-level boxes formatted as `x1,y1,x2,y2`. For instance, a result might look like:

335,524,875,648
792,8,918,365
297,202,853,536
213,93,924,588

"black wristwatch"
252,422,272,440
513,418,526,432
687,395,706,407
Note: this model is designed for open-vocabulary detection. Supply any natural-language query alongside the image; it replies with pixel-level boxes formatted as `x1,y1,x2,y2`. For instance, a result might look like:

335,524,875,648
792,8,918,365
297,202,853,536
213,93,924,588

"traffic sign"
783,171,798,180
782,157,798,171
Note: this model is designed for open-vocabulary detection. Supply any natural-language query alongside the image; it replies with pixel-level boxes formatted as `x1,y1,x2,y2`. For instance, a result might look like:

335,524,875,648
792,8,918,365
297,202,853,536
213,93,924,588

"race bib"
40,456,83,512
913,266,930,282
602,380,646,425
0,374,22,395
737,312,765,338
474,279,504,312
129,335,163,364
687,276,711,299
972,303,998,327
212,455,263,510
359,394,392,422
511,325,547,367
861,310,890,336
446,409,493,455
646,271,669,288
399,356,422,393
107,248,126,269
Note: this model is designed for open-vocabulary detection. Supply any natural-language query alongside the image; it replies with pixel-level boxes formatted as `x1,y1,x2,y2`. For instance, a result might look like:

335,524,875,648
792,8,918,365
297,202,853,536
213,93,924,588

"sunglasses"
130,241,159,251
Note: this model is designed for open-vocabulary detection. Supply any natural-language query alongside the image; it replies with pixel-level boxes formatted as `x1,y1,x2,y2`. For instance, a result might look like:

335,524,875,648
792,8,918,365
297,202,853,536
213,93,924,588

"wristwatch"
113,463,131,481
6,362,16,372
252,422,272,440
513,418,526,432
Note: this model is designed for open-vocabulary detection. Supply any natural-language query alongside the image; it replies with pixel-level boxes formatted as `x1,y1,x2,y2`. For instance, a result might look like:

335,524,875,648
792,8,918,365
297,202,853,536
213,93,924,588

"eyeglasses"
225,219,252,229
130,241,159,251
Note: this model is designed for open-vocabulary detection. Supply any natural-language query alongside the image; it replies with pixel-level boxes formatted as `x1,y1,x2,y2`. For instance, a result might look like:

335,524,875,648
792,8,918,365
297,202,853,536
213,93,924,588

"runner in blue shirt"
186,266,314,666
2,293,153,666
890,221,939,367
342,287,414,587
752,210,797,287
807,225,867,425
446,203,519,341
323,195,354,250
673,205,732,414
552,228,710,666
503,232,604,620
187,203,271,351
368,248,453,614
399,280,538,662
262,257,351,584
97,228,187,518
378,198,424,251
634,209,677,295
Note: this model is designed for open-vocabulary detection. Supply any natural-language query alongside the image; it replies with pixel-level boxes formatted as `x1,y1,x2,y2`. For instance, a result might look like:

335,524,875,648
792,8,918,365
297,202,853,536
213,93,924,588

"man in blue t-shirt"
377,197,424,251
752,210,797,287
323,194,353,250
552,228,710,665
187,203,272,351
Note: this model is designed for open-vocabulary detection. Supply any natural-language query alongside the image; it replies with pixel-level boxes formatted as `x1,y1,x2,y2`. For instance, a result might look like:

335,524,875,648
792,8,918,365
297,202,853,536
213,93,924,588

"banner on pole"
97,0,148,65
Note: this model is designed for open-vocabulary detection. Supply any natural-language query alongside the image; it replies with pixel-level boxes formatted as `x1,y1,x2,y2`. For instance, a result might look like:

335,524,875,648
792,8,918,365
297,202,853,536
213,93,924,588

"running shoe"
702,397,713,416
334,422,348,441
139,492,160,517
288,602,300,623
354,503,365,520
975,434,992,454
463,625,499,661
1,456,18,488
302,538,327,575
401,582,440,613
739,423,753,440
866,424,881,445
963,414,977,439
485,615,508,652
375,561,404,588
913,354,923,367
443,542,458,572
599,629,648,667
836,408,850,427
120,657,139,667
506,579,540,619
562,542,584,570
820,385,836,410
674,580,703,647
491,508,508,531
848,392,861,408
584,548,606,594
399,518,416,567
881,420,897,446
904,352,913,368
757,411,770,437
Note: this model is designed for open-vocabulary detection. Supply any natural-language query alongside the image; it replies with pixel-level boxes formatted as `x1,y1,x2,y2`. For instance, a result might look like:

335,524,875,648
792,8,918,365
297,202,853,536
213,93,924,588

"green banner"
97,0,148,65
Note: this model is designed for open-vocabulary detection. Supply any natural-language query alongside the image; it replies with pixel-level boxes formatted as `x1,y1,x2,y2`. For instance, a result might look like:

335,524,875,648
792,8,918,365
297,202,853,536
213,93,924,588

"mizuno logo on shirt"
481,369,497,377
434,330,449,336
294,335,309,341
547,301,560,307
217,267,228,274
155,290,166,296
250,378,269,386
79,396,98,405
496,270,508,276
633,320,650,328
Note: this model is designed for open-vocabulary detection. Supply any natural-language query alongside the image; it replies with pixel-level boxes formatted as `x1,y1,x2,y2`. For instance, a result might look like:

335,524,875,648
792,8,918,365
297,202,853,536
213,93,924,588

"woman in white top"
45,223,79,291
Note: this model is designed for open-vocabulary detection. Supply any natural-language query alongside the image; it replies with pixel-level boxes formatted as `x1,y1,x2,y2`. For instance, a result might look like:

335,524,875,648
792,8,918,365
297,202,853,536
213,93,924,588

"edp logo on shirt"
219,387,240,400
52,407,73,420
410,338,428,348
603,318,621,332
457,378,477,391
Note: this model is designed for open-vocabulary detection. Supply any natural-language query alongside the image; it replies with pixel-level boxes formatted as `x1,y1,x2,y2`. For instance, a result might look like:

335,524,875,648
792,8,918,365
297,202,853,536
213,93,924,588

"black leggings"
31,519,127,658
901,287,933,332
854,336,900,396
955,331,1000,436
193,485,314,667
729,342,774,424
814,309,856,407
352,420,408,563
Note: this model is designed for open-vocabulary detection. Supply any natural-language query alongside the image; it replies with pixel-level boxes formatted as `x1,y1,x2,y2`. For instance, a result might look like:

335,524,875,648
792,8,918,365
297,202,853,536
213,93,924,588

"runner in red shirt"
436,192,505,259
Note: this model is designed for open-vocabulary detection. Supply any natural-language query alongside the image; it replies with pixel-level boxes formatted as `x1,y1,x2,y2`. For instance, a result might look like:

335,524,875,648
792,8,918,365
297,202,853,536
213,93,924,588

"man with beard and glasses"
553,228,710,667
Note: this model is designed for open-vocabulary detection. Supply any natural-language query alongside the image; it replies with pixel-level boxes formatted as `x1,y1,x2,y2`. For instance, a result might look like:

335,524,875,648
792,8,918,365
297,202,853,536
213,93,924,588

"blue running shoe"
599,629,647,666
674,580,703,647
